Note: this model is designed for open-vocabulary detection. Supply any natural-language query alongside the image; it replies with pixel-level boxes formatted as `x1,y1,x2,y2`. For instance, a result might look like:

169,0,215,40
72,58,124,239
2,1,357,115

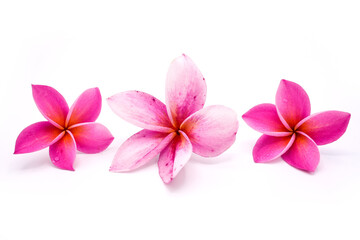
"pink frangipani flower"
14,85,114,170
242,79,351,172
107,54,239,183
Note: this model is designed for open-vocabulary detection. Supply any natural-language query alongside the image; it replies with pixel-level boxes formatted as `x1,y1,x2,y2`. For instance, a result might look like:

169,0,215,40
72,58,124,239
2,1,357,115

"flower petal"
296,111,351,146
107,91,174,133
242,103,291,136
253,134,295,163
110,130,176,172
180,105,238,157
282,132,320,172
275,79,311,129
69,123,114,154
66,88,102,127
49,131,76,171
32,85,69,128
165,54,207,128
14,121,64,154
158,131,193,184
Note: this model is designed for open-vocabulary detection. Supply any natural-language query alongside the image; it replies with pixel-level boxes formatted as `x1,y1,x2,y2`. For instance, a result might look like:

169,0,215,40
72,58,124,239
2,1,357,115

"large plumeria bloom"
14,85,114,170
242,79,351,172
108,54,239,183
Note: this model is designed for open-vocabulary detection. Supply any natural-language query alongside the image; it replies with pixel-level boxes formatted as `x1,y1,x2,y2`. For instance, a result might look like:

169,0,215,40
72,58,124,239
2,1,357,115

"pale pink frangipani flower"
14,85,114,170
242,79,351,172
107,54,239,183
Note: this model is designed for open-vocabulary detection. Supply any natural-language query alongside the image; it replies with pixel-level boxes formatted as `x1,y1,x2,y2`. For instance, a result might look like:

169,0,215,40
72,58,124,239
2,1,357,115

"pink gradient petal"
32,85,69,128
275,79,311,129
165,54,207,128
253,134,295,163
180,105,238,157
242,103,291,136
158,131,192,184
49,131,76,171
110,130,176,172
69,123,114,154
14,121,64,154
282,132,320,172
66,88,102,127
296,111,351,146
107,91,174,133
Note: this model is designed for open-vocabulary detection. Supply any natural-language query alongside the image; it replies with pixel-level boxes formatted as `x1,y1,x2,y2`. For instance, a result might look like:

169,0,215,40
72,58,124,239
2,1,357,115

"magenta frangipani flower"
107,54,239,183
243,79,351,172
14,85,114,170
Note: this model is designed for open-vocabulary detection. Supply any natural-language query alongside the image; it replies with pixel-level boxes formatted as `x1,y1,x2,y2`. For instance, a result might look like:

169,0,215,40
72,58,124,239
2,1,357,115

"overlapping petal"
275,80,311,129
107,91,174,132
158,131,192,184
242,103,291,136
282,132,320,172
66,88,102,127
110,130,176,172
14,121,64,154
49,131,76,171
32,85,69,128
70,122,114,154
165,54,207,128
180,105,238,157
252,134,295,163
296,111,351,146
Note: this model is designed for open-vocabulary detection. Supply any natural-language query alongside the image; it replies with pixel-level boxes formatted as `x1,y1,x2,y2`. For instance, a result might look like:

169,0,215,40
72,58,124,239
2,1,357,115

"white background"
1,1,359,239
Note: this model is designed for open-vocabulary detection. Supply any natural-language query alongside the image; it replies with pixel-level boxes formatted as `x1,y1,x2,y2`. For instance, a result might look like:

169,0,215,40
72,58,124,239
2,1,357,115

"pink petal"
242,103,292,136
107,91,174,133
158,131,193,184
282,132,320,172
66,88,102,127
275,79,311,129
110,130,176,172
14,121,64,154
69,123,114,154
180,105,238,157
32,85,69,128
165,54,207,128
296,111,351,145
253,134,295,163
49,131,76,171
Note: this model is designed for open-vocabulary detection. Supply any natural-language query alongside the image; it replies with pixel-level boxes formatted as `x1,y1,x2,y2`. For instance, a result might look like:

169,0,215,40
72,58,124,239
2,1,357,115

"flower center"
62,126,70,133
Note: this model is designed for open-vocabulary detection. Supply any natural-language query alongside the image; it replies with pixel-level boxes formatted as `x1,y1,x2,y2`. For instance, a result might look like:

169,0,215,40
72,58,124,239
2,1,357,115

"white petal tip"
109,166,131,173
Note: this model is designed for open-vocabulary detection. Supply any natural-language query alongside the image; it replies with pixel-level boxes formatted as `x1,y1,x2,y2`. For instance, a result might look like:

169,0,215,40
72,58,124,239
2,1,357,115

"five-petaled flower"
108,54,239,183
14,85,114,170
242,79,351,172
